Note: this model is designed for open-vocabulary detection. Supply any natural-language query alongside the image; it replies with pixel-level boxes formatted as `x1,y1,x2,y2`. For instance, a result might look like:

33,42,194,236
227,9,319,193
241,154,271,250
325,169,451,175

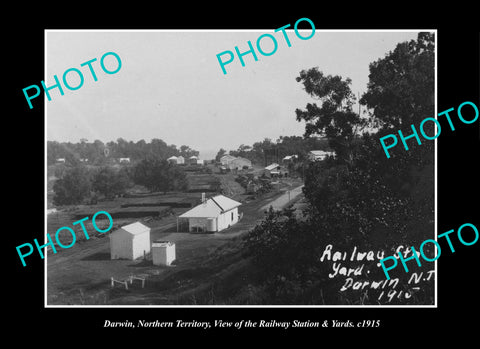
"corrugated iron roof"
265,163,280,171
179,195,241,218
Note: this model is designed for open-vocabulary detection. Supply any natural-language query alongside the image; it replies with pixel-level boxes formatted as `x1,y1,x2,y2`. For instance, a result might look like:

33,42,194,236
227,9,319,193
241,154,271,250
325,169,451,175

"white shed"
220,154,236,167
308,150,335,161
167,155,178,164
178,194,242,233
167,156,185,165
152,241,176,266
110,222,151,260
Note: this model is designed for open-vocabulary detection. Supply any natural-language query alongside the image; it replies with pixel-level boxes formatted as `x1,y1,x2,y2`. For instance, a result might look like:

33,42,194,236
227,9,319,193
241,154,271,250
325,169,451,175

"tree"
294,69,366,166
215,148,226,162
92,166,131,199
361,32,435,130
359,32,435,237
180,145,199,158
132,157,187,193
240,33,436,305
53,166,91,205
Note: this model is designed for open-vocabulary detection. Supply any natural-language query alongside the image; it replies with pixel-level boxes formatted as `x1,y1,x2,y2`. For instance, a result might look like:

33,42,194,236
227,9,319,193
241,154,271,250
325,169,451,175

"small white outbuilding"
110,222,151,260
152,240,176,266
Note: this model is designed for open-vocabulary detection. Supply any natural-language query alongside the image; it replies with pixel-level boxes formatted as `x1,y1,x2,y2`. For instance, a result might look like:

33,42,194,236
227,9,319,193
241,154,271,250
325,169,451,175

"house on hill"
167,156,178,164
187,155,203,165
282,155,298,163
178,194,242,233
110,222,151,260
230,157,252,170
220,154,236,167
167,155,185,165
264,163,288,177
308,150,335,161
219,155,251,170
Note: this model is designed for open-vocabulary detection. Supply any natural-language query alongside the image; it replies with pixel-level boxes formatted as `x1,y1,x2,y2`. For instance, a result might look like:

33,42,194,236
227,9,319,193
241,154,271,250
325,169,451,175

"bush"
53,165,91,205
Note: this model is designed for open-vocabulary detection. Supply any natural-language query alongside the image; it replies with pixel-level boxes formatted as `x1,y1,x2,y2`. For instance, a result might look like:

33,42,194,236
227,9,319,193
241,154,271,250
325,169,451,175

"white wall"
132,232,151,260
110,229,150,260
152,244,176,266
217,207,238,231
110,230,133,260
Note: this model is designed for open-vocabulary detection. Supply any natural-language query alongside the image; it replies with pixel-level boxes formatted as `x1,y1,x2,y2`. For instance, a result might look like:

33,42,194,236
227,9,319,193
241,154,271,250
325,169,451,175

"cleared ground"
46,175,304,305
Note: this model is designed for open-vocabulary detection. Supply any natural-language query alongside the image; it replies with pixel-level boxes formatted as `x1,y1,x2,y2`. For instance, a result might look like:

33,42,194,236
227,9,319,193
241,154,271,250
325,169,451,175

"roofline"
210,196,225,212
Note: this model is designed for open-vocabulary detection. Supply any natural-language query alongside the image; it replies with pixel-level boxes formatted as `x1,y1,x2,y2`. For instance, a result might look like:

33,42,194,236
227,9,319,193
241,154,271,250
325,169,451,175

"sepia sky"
46,30,421,159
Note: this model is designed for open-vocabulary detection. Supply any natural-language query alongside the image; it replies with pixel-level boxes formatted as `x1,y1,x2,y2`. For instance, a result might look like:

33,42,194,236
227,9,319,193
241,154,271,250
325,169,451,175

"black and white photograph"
8,8,479,340
44,29,435,306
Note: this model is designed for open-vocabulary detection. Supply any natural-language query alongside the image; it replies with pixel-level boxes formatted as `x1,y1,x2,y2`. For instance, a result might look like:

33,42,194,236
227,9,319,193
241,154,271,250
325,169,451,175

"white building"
152,241,176,266
282,155,297,163
178,194,242,233
167,156,178,164
167,156,185,165
230,157,252,170
220,154,236,166
264,163,288,177
308,150,335,161
110,222,151,260
119,157,131,163
220,155,252,170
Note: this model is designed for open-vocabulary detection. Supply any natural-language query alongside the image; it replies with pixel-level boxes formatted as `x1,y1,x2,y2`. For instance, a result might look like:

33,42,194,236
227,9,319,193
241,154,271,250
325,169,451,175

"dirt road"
261,185,304,211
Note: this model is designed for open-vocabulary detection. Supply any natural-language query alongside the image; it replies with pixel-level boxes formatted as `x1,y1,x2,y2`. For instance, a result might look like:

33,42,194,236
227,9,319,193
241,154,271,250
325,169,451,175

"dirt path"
261,185,304,211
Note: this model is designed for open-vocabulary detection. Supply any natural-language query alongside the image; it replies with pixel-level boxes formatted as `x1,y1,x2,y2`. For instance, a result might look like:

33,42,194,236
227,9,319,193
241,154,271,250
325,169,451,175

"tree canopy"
242,32,435,305
47,138,200,166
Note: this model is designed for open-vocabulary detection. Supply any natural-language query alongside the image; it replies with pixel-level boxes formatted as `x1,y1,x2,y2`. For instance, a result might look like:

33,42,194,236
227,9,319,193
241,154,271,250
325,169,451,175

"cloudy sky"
46,30,420,159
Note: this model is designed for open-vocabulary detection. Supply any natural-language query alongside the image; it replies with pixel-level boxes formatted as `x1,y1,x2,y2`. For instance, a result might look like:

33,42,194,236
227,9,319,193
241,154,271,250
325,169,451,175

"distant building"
167,156,185,165
265,163,280,172
56,158,66,163
119,157,131,163
220,154,236,167
110,222,151,260
265,163,288,177
308,150,335,161
167,156,178,164
282,155,298,163
230,157,252,170
178,194,242,233
220,155,251,170
152,241,176,266
187,155,199,165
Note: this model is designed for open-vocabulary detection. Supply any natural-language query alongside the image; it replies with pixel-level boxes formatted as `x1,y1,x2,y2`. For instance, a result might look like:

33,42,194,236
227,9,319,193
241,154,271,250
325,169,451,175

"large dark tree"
53,165,91,205
91,166,131,199
295,69,366,166
361,32,435,130
241,33,436,305
215,148,226,162
132,157,187,193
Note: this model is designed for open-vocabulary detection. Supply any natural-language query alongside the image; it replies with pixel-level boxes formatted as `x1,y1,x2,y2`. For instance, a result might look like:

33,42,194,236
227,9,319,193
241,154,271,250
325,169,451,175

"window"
231,212,234,221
